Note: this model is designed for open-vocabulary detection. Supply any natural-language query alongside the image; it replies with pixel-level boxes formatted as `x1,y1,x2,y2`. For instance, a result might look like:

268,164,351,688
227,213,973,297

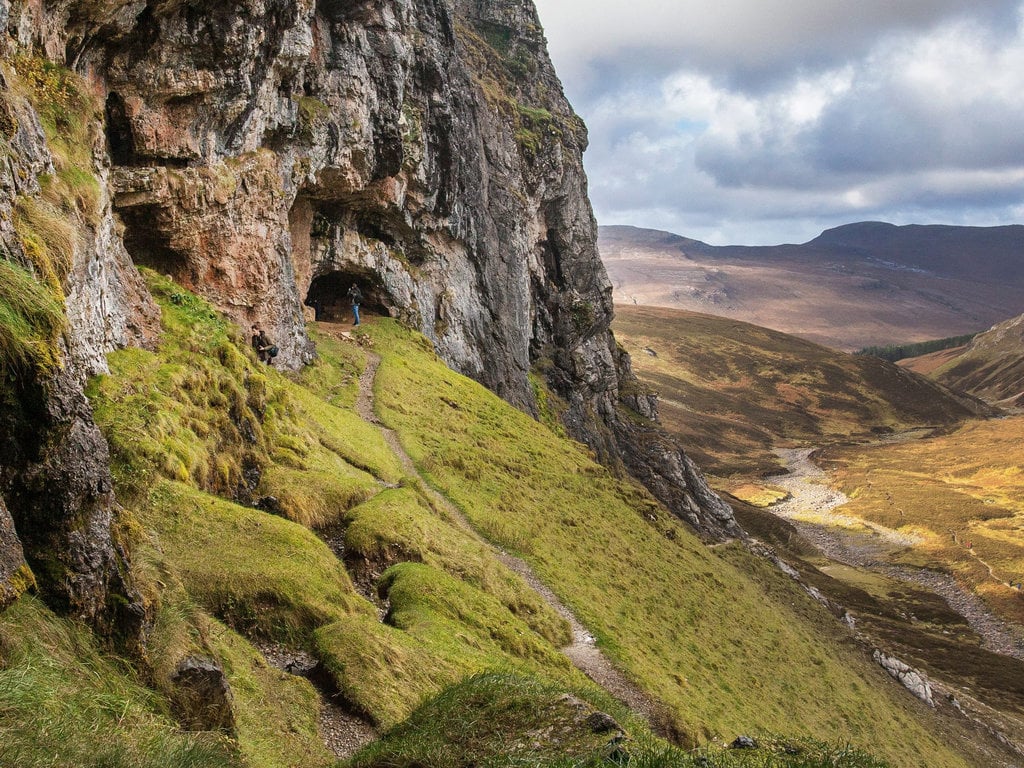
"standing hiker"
347,283,363,326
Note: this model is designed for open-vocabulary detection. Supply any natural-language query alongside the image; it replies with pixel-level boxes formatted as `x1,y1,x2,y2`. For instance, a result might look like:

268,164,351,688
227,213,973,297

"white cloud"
532,0,1024,243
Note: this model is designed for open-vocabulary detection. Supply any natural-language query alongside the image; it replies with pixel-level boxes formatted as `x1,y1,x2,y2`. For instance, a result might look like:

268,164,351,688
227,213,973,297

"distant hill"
600,223,1024,351
901,312,1024,407
612,305,989,477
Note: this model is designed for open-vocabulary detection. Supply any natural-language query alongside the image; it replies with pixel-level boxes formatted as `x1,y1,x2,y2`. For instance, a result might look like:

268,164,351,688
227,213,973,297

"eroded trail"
769,448,1024,660
356,350,663,729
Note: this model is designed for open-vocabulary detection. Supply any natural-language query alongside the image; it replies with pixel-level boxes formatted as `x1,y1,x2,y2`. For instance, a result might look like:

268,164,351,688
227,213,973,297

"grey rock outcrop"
0,1,151,641
873,650,935,707
170,656,237,733
0,365,148,647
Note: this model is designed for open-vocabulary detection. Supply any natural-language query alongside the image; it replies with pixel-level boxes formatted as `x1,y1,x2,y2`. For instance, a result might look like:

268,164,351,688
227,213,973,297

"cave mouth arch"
118,204,189,283
305,269,394,323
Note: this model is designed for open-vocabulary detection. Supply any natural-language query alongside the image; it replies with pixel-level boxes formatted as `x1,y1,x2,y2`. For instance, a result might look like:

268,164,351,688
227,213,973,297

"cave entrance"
305,269,393,324
106,92,135,166
118,204,189,283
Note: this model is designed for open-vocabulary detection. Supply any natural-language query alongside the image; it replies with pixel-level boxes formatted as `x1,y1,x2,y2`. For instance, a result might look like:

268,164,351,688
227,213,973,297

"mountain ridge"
600,223,1024,350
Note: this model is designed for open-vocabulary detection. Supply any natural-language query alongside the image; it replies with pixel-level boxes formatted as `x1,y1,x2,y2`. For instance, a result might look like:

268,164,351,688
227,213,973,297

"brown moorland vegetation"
611,305,982,479
818,416,1024,628
600,224,1024,351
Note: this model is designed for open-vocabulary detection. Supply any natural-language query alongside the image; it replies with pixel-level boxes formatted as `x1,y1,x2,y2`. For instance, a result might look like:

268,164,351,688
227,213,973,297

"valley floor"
768,446,1024,659
743,431,1024,765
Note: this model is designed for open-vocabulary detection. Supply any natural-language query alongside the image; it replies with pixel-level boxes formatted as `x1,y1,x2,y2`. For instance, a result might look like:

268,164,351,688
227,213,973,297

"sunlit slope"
901,312,1024,406
367,321,969,766
612,305,981,477
3,275,970,766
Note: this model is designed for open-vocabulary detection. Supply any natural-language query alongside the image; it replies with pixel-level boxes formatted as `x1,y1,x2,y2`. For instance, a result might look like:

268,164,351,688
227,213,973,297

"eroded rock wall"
0,0,736,644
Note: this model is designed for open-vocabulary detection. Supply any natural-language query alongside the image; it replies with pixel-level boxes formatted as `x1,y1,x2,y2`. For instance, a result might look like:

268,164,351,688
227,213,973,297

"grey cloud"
533,0,1024,244
536,0,1020,91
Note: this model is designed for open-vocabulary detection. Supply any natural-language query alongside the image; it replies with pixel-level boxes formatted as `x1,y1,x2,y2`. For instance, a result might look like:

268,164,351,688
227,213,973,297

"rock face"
873,650,935,707
0,0,736,642
0,0,153,645
0,494,32,610
0,366,148,648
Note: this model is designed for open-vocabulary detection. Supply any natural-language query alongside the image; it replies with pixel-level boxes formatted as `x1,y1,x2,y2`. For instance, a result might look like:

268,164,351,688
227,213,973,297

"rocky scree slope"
0,0,735,648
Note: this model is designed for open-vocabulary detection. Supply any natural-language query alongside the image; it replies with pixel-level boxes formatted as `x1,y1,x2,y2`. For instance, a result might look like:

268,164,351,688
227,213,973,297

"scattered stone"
170,656,236,733
730,735,758,749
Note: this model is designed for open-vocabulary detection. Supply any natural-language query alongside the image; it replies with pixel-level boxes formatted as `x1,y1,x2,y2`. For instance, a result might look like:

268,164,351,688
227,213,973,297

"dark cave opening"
105,92,135,166
118,205,188,282
305,270,393,323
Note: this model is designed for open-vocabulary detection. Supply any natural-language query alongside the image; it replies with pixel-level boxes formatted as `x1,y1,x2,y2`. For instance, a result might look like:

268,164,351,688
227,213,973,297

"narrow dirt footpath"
769,448,1024,659
356,350,664,729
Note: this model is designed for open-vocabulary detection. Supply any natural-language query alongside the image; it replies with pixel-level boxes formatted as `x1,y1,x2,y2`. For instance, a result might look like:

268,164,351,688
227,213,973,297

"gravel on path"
768,448,1024,659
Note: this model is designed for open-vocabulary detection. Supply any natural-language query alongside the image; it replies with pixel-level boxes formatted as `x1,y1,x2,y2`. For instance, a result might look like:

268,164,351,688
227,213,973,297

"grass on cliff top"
362,319,968,767
0,596,236,768
611,305,973,479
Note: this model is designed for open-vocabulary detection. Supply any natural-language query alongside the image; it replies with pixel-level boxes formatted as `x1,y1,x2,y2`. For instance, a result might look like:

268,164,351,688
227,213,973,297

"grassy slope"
611,305,976,479
2,278,973,766
901,313,1024,406
68,274,607,758
0,597,238,768
367,320,969,766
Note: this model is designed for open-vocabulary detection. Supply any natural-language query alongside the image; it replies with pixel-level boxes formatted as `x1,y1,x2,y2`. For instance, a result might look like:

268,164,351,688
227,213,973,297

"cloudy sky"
531,0,1024,245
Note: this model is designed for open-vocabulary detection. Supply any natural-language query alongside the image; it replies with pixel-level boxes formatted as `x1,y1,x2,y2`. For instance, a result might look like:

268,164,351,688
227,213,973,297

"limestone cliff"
0,0,737,639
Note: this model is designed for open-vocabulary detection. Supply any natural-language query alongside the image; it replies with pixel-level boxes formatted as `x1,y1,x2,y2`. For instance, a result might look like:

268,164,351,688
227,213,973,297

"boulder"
170,656,237,733
873,650,935,707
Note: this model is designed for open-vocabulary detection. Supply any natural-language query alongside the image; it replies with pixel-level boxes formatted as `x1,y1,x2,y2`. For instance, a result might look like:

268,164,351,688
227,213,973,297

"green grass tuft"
347,673,890,768
343,485,571,646
0,258,65,375
137,479,372,644
0,596,236,768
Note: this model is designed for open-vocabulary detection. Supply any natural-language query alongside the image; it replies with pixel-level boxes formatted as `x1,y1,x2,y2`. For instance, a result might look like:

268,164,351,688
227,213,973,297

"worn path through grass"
352,347,664,731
